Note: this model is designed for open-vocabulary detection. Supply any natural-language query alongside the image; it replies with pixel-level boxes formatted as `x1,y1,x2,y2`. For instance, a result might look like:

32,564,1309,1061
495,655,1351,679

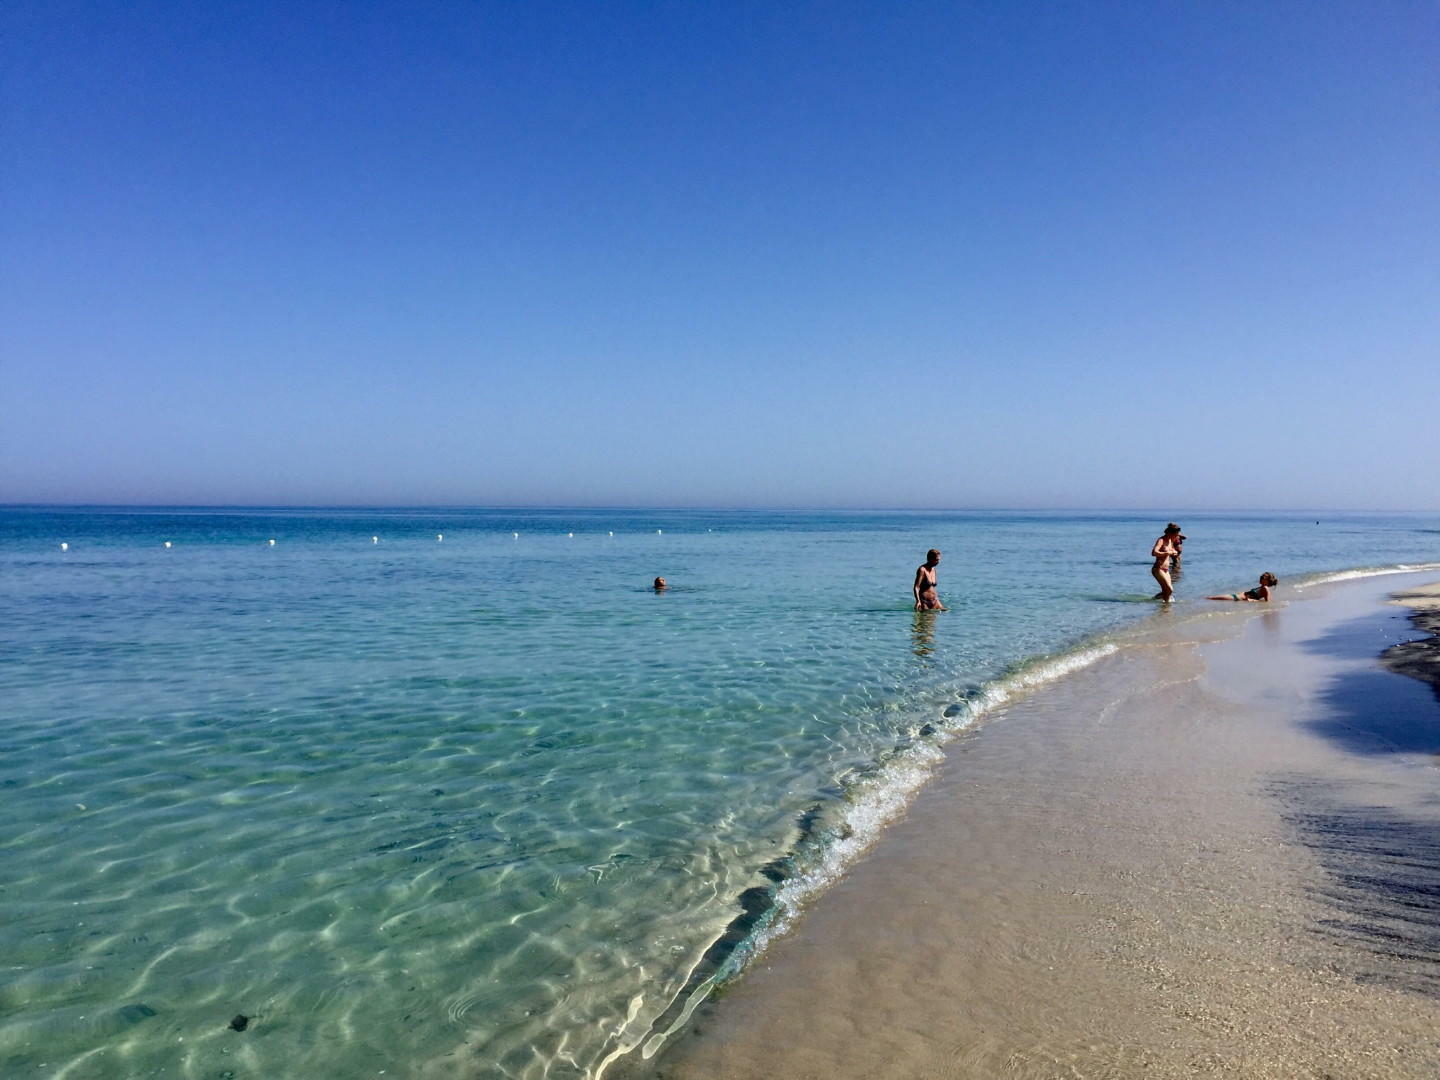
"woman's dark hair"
926,548,941,560
1261,572,1278,586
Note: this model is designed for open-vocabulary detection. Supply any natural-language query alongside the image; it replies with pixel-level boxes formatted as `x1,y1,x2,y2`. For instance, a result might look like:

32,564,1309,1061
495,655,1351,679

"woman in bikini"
1150,524,1181,601
1209,572,1278,602
913,549,945,611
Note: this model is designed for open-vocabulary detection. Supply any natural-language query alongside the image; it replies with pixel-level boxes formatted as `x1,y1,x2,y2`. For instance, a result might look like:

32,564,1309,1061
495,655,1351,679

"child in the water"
1208,572,1277,602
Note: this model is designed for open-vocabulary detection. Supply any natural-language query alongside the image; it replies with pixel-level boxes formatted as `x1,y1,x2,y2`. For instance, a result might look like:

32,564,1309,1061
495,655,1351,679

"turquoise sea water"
3,507,1439,1079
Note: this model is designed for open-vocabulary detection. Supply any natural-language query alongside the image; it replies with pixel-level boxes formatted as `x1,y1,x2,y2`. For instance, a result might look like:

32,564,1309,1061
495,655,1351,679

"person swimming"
653,576,667,591
913,549,945,611
1150,523,1181,601
1208,572,1277,602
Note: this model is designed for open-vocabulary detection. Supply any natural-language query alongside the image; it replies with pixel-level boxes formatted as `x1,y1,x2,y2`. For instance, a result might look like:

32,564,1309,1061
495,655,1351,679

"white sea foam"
1293,562,1440,590
729,642,1122,970
596,639,1128,1078
950,642,1121,722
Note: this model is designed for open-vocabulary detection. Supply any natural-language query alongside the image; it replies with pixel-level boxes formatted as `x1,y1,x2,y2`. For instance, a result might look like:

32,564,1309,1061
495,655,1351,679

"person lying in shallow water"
1209,572,1278,602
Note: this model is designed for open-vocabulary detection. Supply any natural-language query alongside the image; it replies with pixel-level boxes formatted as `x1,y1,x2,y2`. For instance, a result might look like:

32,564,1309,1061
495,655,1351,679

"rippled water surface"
3,507,1437,1079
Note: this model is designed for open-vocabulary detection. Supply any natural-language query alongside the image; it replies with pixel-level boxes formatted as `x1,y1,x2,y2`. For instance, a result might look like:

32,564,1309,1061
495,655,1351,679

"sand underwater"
4,509,1440,1079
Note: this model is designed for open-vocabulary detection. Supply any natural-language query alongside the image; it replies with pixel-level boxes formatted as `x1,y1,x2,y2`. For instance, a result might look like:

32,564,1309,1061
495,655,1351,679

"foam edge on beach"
602,639,1123,1075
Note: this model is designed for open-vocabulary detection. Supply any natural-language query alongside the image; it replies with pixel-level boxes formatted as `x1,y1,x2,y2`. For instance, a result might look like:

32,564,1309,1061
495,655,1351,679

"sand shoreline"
635,574,1440,1079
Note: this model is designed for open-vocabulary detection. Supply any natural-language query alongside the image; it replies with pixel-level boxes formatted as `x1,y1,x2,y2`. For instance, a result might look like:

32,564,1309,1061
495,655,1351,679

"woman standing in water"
1150,524,1182,601
913,549,945,611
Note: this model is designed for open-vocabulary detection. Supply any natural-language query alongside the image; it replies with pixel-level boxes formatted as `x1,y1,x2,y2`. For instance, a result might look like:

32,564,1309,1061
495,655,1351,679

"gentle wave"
612,559,1440,1072
1292,562,1440,590
612,639,1124,1074
755,642,1122,951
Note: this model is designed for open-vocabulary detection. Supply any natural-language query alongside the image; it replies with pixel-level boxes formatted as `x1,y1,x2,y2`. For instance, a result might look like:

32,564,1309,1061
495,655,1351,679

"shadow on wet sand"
1299,608,1440,757
1274,777,1440,997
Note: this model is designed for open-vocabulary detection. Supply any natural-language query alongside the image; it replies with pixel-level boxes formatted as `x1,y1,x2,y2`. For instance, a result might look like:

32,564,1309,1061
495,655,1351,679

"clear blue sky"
3,1,1436,509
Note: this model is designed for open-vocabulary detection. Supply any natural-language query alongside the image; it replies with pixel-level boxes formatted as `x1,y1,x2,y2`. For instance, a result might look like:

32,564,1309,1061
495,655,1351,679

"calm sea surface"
3,507,1438,1079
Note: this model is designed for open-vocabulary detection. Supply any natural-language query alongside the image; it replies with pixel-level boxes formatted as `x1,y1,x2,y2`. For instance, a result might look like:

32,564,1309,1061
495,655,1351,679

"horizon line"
3,502,1436,515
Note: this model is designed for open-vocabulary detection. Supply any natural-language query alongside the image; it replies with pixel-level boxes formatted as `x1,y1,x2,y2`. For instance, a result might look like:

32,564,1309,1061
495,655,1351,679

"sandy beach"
640,573,1440,1080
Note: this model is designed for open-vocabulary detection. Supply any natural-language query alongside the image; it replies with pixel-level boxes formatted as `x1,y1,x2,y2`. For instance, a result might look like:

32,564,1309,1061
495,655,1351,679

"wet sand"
640,574,1440,1079
1384,583,1440,704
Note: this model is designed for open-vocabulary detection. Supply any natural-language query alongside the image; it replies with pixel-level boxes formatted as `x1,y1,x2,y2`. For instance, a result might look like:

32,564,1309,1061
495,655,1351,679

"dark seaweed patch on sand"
1381,606,1440,711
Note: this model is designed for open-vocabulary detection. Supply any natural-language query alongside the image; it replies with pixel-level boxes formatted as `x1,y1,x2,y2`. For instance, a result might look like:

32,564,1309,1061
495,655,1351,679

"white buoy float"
437,534,443,542
656,529,663,535
268,539,276,546
60,542,68,551
372,536,378,544
513,533,519,539
568,532,574,538
164,541,172,548
608,531,614,537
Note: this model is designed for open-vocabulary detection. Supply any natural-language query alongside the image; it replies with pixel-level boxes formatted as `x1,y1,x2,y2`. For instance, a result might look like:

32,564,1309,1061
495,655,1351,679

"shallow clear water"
2,507,1437,1079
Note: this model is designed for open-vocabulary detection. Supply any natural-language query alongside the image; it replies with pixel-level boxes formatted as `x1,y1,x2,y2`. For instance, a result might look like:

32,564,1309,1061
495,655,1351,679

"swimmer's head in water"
1261,572,1278,587
653,577,666,589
